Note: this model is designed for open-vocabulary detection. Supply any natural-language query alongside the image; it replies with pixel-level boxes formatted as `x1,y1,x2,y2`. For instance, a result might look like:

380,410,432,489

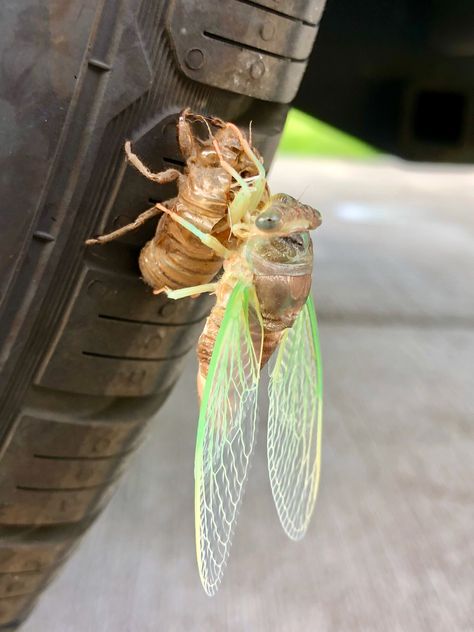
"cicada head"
255,193,322,234
248,193,321,268
245,194,321,329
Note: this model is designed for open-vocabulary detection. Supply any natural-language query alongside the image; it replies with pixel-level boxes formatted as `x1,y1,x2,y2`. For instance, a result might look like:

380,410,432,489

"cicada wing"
267,294,323,541
195,281,263,596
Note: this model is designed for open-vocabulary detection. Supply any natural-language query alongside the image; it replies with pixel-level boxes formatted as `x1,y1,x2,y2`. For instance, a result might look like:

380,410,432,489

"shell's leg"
125,142,181,184
164,283,218,300
227,123,265,181
212,139,252,225
230,221,252,240
85,205,162,245
161,207,231,258
213,130,266,225
177,109,200,162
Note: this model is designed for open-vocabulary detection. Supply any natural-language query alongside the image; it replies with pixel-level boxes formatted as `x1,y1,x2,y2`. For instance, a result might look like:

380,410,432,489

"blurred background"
22,107,474,630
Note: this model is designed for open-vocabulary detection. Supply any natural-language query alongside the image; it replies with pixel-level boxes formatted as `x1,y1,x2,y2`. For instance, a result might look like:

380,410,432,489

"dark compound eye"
256,208,283,231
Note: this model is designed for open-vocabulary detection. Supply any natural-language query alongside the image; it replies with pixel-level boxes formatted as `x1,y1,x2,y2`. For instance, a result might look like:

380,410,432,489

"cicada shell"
86,110,266,293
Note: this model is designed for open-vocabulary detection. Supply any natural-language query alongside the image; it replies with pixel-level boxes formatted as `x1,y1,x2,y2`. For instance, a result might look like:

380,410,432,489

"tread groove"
33,451,133,462
81,347,192,362
162,156,185,167
16,482,114,494
203,31,308,63
97,313,207,327
234,0,318,26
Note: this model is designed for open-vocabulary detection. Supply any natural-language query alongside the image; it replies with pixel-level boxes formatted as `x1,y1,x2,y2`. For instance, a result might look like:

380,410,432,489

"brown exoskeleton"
86,110,265,293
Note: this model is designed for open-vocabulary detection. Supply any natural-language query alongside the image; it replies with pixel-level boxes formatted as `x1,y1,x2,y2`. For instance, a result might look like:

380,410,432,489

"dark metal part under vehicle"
0,0,325,627
295,0,474,163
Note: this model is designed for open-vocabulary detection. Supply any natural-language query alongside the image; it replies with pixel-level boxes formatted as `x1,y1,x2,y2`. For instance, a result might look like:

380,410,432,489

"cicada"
163,129,323,595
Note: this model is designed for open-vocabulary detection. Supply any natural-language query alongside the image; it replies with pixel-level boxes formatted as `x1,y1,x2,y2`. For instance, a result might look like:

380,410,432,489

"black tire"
0,1,325,627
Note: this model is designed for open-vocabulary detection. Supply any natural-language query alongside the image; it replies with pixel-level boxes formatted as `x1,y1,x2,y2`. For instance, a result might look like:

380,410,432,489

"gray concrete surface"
23,158,474,631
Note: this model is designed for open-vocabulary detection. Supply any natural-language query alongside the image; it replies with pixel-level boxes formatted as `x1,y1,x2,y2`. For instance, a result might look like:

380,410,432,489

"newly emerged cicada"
164,127,323,595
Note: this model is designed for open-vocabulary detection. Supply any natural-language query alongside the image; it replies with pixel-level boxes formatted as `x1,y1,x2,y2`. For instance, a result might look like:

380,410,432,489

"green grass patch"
278,109,378,158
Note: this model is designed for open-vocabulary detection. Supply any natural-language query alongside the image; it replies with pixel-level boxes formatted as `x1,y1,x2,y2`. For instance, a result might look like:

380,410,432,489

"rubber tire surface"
0,1,321,627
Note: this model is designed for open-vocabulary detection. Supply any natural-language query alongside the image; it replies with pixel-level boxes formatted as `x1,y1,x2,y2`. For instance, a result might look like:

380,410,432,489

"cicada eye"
256,208,283,232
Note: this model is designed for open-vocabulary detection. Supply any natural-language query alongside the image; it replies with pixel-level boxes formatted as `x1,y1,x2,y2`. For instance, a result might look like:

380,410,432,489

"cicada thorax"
251,231,314,365
195,267,312,398
196,227,314,396
138,123,259,292
254,268,313,366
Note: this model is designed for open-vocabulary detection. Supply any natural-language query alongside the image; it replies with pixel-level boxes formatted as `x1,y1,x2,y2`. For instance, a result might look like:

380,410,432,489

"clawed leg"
230,221,252,240
213,126,266,226
163,282,218,300
125,141,181,184
178,109,201,162
160,206,231,259
85,205,162,245
213,139,252,226
227,123,264,175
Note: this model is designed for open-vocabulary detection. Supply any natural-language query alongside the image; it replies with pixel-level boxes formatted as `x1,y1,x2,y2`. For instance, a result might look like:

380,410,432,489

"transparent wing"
195,281,263,595
267,294,323,540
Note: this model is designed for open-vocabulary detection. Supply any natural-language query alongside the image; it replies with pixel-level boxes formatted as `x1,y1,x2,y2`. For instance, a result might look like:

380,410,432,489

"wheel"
0,0,325,627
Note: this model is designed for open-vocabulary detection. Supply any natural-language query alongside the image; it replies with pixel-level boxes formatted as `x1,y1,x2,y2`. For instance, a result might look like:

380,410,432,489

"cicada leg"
226,123,265,183
85,205,162,245
230,221,252,240
213,126,266,227
212,140,251,226
160,206,231,259
163,282,218,300
177,109,201,163
125,142,181,184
